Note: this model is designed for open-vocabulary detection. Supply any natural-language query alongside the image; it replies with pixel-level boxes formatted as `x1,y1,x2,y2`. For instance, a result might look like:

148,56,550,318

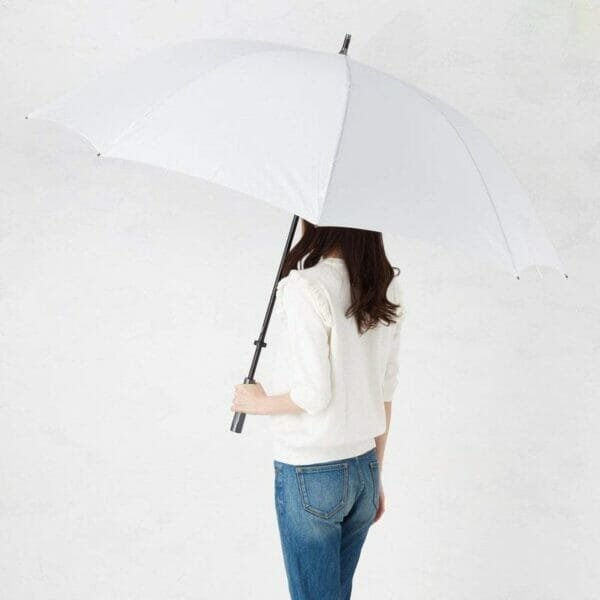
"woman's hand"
231,382,269,415
373,480,386,523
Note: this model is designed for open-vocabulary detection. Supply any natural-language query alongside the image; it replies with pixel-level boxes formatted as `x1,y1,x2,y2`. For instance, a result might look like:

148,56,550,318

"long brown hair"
281,219,401,334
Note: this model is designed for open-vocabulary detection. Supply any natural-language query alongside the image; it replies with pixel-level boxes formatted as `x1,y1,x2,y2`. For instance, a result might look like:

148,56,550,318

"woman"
231,219,404,600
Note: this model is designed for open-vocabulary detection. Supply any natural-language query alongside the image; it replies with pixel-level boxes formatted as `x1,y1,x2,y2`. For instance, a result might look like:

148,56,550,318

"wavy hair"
281,219,402,334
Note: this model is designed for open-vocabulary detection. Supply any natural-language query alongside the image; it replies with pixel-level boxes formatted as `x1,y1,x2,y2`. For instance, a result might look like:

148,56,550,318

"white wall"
1,2,599,598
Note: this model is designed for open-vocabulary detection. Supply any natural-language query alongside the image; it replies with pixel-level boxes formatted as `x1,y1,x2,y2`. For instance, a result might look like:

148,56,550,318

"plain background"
1,2,599,598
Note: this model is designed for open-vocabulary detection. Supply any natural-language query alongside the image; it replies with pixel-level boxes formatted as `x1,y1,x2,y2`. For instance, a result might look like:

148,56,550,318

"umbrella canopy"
27,37,564,278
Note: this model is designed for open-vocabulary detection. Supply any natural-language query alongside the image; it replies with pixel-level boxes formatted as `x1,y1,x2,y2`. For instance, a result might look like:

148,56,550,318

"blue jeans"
273,446,380,599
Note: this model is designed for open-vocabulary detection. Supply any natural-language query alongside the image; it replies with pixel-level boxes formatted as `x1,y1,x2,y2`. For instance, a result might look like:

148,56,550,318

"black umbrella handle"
230,214,300,434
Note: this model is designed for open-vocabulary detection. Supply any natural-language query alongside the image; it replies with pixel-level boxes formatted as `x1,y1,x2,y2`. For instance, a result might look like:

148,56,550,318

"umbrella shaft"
230,214,300,434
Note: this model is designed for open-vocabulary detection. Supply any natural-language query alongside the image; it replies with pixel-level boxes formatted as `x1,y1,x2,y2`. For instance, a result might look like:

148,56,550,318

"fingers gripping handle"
230,376,255,434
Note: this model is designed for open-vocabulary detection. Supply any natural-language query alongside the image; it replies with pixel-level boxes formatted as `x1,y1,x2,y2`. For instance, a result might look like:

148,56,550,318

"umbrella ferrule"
339,33,351,55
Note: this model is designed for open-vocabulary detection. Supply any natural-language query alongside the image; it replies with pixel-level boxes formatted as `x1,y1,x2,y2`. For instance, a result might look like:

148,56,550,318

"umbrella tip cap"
339,33,352,55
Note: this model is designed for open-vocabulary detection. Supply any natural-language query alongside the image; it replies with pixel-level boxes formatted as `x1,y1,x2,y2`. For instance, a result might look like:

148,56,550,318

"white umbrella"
26,34,566,433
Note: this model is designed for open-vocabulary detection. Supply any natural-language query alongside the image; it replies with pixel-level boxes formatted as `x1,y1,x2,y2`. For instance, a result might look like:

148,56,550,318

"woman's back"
268,255,403,465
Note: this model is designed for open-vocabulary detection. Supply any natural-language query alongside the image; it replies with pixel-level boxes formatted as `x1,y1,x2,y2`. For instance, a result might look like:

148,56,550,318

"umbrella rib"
447,118,519,276
410,92,520,277
320,55,352,221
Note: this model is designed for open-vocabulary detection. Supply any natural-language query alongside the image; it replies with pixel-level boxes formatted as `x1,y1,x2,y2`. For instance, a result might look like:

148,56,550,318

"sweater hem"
272,437,376,466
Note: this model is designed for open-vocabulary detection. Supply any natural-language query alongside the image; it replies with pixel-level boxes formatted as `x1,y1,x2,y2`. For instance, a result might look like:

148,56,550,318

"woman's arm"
231,385,305,415
266,392,305,414
232,272,332,417
375,401,392,469
378,277,403,469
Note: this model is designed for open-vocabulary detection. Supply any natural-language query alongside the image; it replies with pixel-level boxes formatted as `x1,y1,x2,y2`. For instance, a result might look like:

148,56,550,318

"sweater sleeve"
381,275,405,404
277,271,332,416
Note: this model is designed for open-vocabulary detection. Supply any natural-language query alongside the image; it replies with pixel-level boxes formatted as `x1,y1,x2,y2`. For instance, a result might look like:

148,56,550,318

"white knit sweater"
267,256,404,465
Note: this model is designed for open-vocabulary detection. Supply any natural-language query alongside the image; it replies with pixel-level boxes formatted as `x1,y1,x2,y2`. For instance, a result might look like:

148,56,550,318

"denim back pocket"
368,460,380,511
295,463,348,519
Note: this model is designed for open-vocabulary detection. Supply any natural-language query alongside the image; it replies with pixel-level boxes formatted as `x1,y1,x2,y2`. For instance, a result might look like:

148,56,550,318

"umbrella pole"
230,214,300,433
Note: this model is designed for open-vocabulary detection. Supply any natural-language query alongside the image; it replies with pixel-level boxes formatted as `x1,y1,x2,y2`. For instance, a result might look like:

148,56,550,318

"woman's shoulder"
388,267,405,320
276,268,332,326
276,260,333,292
389,267,401,293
